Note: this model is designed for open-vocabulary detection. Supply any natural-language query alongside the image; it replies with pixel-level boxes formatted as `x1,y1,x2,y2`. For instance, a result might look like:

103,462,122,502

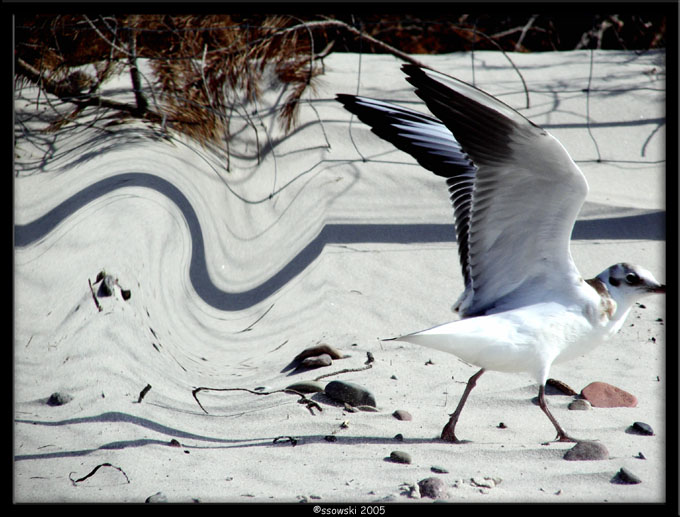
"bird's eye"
625,273,640,285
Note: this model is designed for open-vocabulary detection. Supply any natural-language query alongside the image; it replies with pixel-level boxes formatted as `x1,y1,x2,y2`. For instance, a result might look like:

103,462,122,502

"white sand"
14,50,667,504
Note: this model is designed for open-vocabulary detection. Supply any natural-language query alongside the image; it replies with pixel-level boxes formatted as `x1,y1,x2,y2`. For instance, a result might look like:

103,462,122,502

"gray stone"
285,380,326,394
563,441,609,461
46,392,73,406
325,380,376,408
388,450,412,464
300,354,333,368
612,467,642,484
631,421,654,436
418,477,448,499
294,344,346,362
568,399,592,410
392,409,412,421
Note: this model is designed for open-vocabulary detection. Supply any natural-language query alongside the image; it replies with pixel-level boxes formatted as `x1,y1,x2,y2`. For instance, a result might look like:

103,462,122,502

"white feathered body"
396,280,623,385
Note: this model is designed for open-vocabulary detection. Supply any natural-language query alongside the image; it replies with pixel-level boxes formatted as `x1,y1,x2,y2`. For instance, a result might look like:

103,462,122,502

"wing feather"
338,64,589,316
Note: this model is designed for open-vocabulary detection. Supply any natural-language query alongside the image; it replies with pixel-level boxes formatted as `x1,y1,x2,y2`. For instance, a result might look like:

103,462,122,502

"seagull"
337,64,665,444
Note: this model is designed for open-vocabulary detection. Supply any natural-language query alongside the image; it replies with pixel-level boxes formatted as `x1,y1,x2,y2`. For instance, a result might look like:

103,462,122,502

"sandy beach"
14,49,667,504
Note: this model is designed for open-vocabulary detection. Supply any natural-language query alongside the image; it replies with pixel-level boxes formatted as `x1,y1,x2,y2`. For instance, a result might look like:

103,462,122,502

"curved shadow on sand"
14,172,666,311
14,411,449,461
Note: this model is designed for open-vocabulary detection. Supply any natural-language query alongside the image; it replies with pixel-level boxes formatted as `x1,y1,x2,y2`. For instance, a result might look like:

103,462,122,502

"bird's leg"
441,368,485,443
537,384,578,443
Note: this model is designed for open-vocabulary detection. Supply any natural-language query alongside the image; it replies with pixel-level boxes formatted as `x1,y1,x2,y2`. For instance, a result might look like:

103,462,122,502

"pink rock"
580,382,637,408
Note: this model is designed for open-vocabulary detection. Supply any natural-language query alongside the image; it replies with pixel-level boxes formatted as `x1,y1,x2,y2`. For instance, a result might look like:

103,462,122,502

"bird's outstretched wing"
336,94,477,296
338,64,589,316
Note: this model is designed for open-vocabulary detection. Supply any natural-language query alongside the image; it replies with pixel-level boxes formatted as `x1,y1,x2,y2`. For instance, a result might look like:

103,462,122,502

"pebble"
46,392,73,406
547,378,578,395
388,450,412,464
285,380,326,394
100,275,116,296
324,380,376,408
418,477,449,499
568,399,592,410
393,433,404,442
294,344,346,362
471,477,500,489
563,441,609,461
400,483,419,498
430,465,449,474
630,421,654,436
392,409,412,421
612,467,642,485
580,381,637,408
300,354,333,369
145,492,168,503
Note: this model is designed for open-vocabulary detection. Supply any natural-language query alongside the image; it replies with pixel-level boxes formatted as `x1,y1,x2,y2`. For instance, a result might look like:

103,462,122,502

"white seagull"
337,64,665,444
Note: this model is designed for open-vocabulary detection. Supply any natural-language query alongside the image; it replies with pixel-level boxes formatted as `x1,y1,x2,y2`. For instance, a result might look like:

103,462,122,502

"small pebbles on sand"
418,477,449,499
471,477,501,489
285,380,326,394
563,441,609,461
294,344,347,362
630,421,654,436
392,409,412,421
568,399,592,410
325,380,376,408
100,275,116,296
581,381,637,408
145,492,168,503
547,378,578,395
400,483,419,498
300,354,333,369
47,392,73,406
388,450,412,464
612,467,642,485
283,344,348,373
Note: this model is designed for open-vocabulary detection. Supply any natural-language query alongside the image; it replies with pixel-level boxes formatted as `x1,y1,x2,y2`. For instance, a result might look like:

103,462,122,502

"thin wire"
347,15,366,162
584,48,603,163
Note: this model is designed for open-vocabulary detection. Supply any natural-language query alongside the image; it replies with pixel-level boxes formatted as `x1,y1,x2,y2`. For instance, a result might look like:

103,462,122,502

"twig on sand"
192,386,322,416
313,363,373,382
88,278,103,312
69,463,130,485
235,303,275,333
137,383,152,403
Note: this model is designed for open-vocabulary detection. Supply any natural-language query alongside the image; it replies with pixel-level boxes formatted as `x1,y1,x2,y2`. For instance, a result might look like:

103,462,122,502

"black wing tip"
401,63,425,74
336,93,358,105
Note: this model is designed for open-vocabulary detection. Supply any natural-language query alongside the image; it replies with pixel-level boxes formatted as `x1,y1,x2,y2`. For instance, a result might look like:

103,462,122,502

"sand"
14,49,667,504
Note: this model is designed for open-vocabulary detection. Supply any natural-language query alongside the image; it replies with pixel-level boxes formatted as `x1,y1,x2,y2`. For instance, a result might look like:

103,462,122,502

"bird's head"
597,263,665,308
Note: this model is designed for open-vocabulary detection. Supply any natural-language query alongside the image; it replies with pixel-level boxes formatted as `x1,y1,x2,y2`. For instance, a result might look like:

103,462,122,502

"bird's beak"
648,283,666,294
